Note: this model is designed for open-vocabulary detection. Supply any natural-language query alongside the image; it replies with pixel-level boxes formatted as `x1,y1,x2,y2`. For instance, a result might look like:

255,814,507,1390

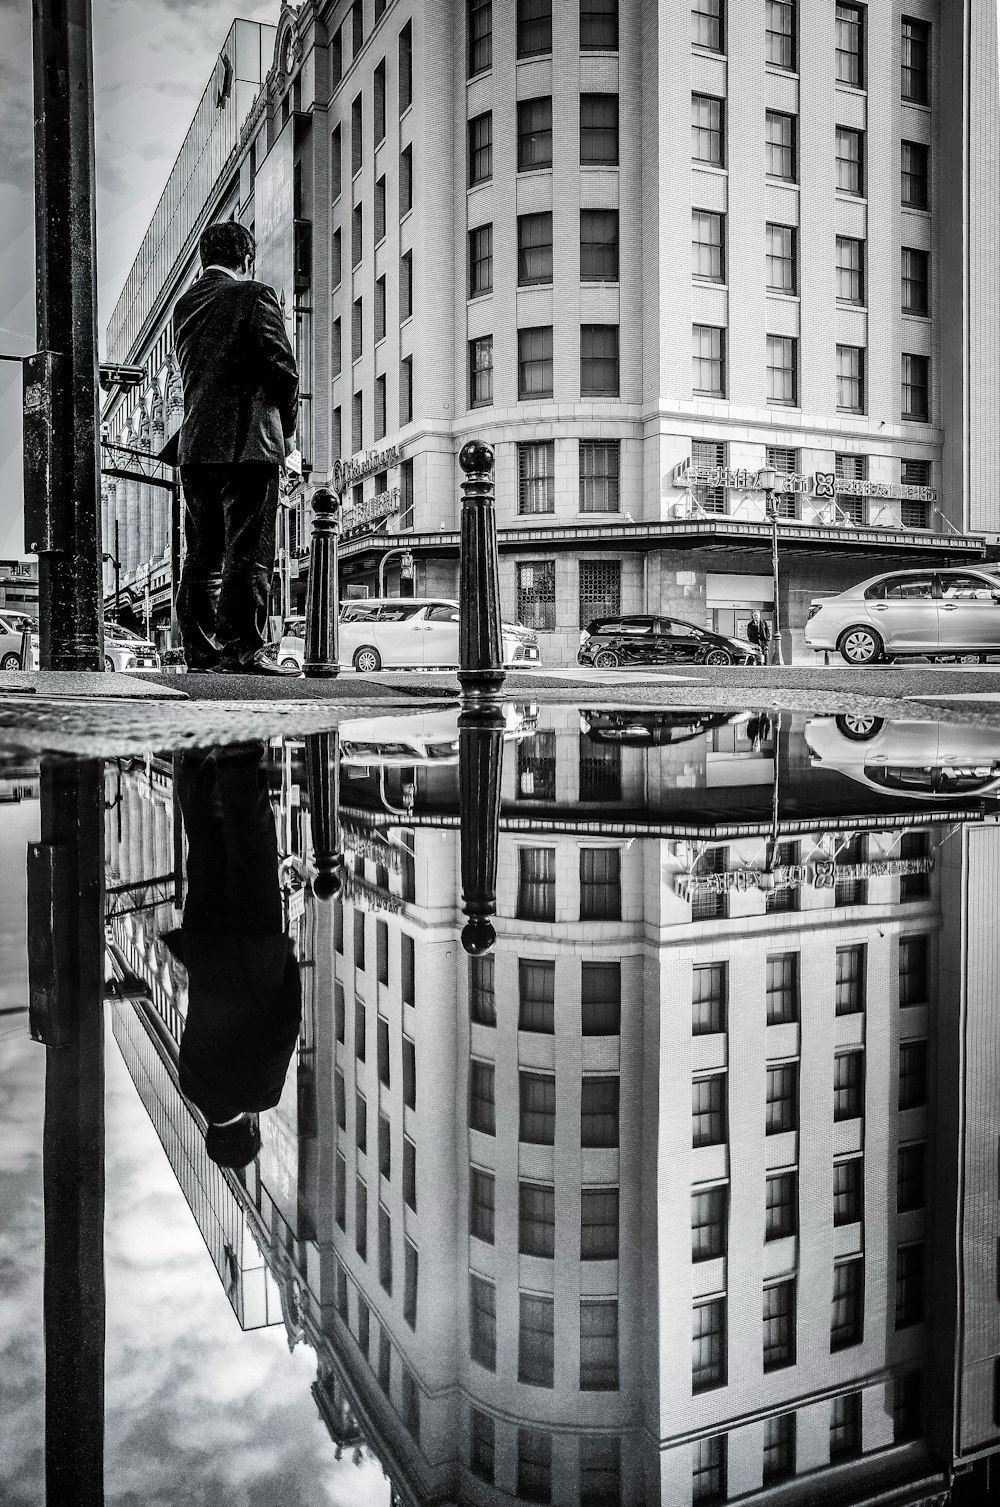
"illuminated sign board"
673,461,937,505
333,444,402,492
675,855,933,897
341,487,401,538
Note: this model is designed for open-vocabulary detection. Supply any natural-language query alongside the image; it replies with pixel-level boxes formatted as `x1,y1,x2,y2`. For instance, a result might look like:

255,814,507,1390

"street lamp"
757,464,785,667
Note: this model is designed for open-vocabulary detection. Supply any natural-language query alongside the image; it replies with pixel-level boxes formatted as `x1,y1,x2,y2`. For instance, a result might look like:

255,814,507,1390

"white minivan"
276,599,541,672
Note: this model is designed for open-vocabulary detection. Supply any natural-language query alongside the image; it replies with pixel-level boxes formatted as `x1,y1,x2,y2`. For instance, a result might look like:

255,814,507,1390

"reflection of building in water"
103,721,1000,1503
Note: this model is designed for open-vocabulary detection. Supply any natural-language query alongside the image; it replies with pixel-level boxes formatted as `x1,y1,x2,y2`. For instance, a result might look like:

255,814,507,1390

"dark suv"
578,614,763,669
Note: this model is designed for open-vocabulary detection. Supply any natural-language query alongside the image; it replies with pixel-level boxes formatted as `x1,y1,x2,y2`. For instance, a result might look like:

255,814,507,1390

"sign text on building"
341,487,401,538
673,461,937,505
675,855,933,897
333,444,402,493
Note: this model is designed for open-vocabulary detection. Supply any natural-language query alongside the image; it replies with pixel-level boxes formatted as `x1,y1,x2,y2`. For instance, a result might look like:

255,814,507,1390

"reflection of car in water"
579,709,740,745
339,706,535,766
804,714,1000,798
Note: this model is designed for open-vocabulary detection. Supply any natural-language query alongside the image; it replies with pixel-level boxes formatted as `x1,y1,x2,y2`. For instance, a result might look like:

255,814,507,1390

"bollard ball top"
461,916,497,956
312,859,344,902
310,486,340,516
459,440,495,477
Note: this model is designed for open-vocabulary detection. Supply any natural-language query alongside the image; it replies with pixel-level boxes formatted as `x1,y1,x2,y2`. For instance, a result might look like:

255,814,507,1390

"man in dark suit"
169,221,300,675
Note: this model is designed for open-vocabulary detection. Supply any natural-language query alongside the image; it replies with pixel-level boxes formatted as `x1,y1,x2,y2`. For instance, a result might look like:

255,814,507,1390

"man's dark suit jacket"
166,270,299,467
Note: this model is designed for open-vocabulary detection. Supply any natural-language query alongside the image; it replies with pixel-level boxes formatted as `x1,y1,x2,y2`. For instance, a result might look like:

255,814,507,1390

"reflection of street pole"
27,758,106,1505
757,711,783,888
458,706,505,956
305,730,344,900
758,465,784,666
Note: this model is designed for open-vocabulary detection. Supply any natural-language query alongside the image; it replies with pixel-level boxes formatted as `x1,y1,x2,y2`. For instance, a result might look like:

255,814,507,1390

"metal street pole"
26,0,104,670
113,519,120,621
769,500,785,666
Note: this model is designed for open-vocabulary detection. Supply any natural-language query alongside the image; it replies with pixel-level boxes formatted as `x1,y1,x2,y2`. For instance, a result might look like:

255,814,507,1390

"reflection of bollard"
305,730,344,900
304,487,341,678
459,705,505,955
458,441,504,699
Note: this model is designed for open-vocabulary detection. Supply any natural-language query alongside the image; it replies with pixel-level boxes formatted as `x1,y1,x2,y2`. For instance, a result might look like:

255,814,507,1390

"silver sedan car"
805,566,1000,664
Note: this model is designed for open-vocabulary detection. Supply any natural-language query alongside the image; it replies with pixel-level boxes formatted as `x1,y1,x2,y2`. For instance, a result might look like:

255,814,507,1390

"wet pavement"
3,697,1000,1503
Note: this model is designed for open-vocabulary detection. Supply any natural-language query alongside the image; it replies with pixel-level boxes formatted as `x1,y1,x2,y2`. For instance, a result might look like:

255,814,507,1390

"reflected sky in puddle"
1,702,999,1506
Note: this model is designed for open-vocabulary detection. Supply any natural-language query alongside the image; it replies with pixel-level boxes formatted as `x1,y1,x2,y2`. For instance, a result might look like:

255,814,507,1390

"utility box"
22,350,69,554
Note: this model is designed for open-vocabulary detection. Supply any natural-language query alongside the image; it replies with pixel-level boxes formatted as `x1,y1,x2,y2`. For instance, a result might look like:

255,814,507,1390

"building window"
469,223,493,296
896,1243,925,1328
894,1372,923,1442
902,354,929,420
520,1071,556,1144
517,440,555,513
517,730,556,802
581,961,621,1035
470,1275,496,1369
692,1434,727,1505
838,838,867,903
403,1241,418,1328
352,389,363,451
402,1037,416,1109
518,211,553,285
580,738,622,804
834,1051,864,1121
399,250,413,322
335,1068,347,1131
469,337,493,409
352,202,363,269
355,1088,367,1154
331,125,342,201
373,58,386,144
899,935,929,1005
901,140,929,208
518,1429,552,1499
331,228,342,289
469,1060,496,1134
693,325,725,397
836,945,865,1015
369,280,384,346
581,93,619,165
764,223,796,294
692,1185,728,1261
517,561,556,632
899,1040,928,1110
834,1156,863,1225
693,1299,726,1391
580,1437,620,1507
836,3,864,87
517,0,552,57
836,344,865,413
398,20,412,112
692,962,726,1035
401,932,415,1008
351,298,363,365
352,93,363,175
470,1409,495,1483
830,1392,862,1458
518,959,555,1034
581,324,620,396
766,1063,797,1135
763,1413,795,1484
766,111,796,180
519,1181,555,1257
900,831,931,897
334,1151,346,1227
766,953,798,1025
399,144,412,216
579,439,620,512
377,1330,391,1393
470,1166,495,1242
836,236,865,304
693,1074,727,1147
902,17,930,104
403,1136,416,1210
836,126,864,195
831,1259,864,1350
469,112,493,186
581,1187,619,1260
763,1281,796,1371
690,852,727,921
581,0,618,51
400,355,413,424
580,1301,619,1390
766,335,797,406
693,209,725,282
765,1171,796,1240
375,918,389,985
580,847,621,920
518,96,553,170
765,0,795,68
352,0,364,53
581,208,619,282
578,559,622,629
692,0,723,51
692,94,724,164
374,374,386,440
519,1293,555,1386
581,1076,620,1147
518,326,554,399
898,1142,927,1213
468,0,492,76
378,1203,392,1293
377,1110,391,1179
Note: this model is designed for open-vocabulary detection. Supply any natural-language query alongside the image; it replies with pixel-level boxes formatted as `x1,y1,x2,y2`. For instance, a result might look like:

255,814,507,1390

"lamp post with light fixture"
756,465,784,666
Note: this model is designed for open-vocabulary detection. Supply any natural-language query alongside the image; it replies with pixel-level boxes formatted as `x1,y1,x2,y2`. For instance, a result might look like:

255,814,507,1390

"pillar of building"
136,430,152,569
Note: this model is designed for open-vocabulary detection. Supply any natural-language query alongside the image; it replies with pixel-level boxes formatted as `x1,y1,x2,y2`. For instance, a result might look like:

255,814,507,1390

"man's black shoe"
216,649,302,677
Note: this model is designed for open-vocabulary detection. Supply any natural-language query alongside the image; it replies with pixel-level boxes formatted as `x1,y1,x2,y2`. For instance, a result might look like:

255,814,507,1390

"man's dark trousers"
177,463,279,665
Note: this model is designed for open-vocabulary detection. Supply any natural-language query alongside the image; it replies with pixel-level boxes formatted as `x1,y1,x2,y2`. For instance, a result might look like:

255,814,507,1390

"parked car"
0,612,35,670
804,714,1000,798
577,614,763,669
805,566,1000,664
276,600,541,672
102,623,161,673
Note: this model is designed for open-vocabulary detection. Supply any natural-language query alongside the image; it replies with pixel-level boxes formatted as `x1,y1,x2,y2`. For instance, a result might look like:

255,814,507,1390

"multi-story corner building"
102,1,999,662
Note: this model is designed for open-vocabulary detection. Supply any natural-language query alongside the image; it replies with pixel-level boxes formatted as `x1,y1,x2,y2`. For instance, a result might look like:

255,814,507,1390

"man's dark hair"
205,1114,261,1169
199,221,256,272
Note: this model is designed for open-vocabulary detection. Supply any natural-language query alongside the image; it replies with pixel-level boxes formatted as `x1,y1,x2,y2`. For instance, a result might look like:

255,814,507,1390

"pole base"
303,665,341,679
458,669,506,696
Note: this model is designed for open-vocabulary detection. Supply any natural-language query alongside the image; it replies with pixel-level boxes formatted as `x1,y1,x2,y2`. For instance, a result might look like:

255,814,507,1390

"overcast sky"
0,0,277,559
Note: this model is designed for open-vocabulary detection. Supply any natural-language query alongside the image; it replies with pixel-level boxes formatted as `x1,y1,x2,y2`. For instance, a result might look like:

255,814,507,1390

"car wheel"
593,650,621,669
703,648,733,667
835,713,885,742
354,646,382,674
955,653,984,665
1,652,21,670
104,655,116,673
838,626,882,665
280,657,300,669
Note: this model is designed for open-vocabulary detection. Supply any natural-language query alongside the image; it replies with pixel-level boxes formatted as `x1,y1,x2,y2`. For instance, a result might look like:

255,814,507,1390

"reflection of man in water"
163,743,301,1169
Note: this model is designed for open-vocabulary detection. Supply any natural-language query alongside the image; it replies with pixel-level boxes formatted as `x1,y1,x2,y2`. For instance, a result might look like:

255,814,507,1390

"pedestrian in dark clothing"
746,609,773,662
165,221,300,676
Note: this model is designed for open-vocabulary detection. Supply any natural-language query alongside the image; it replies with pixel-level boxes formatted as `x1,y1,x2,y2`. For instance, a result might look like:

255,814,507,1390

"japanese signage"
675,855,933,897
343,870,404,915
673,460,937,505
341,486,401,538
342,823,403,873
334,443,402,493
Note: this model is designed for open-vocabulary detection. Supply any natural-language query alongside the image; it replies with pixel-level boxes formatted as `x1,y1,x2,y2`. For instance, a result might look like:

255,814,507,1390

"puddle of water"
1,701,998,1505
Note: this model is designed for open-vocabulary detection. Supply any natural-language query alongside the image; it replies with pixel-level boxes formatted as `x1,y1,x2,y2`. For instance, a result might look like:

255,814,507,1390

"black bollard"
458,441,505,699
305,730,344,900
19,623,33,670
304,487,341,678
458,705,505,955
